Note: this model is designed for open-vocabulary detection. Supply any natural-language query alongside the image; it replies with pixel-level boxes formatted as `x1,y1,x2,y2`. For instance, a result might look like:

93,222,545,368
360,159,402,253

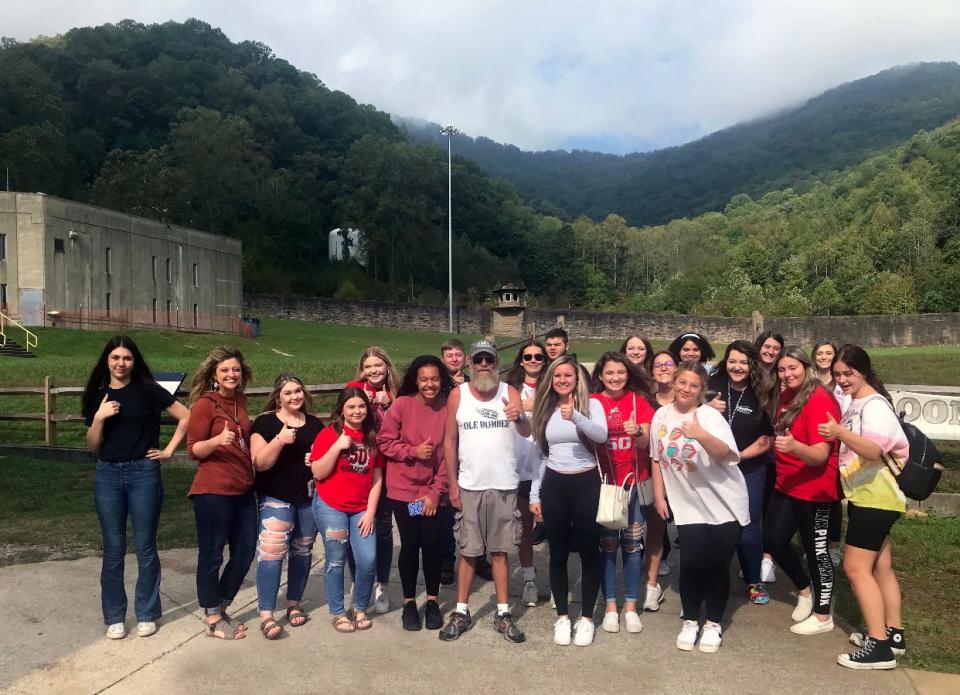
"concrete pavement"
0,543,944,695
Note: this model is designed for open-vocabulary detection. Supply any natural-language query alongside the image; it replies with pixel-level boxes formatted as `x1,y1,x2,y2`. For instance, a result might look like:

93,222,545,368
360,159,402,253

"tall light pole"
440,125,459,332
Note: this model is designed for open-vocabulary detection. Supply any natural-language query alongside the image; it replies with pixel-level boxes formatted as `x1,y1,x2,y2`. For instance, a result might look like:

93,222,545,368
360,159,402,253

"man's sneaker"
838,636,897,670
698,621,722,653
676,620,699,651
494,612,525,643
521,580,539,607
372,583,390,614
554,615,572,645
760,557,777,583
438,610,472,641
531,522,546,546
747,583,770,605
601,611,620,633
106,622,126,640
401,601,421,631
791,593,813,622
424,600,444,630
624,611,643,634
439,557,455,586
850,626,905,656
136,621,157,637
475,556,494,581
790,614,834,635
644,583,665,611
573,617,595,647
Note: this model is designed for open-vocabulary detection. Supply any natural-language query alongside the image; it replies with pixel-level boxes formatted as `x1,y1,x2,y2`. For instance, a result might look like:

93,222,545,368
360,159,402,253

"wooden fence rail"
0,379,347,445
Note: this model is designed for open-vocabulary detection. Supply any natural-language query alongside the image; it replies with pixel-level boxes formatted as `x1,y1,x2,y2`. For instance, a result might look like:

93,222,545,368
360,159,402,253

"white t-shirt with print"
650,403,749,526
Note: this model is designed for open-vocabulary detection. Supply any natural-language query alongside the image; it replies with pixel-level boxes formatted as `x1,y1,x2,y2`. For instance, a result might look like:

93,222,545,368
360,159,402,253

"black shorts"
517,479,532,500
845,502,901,552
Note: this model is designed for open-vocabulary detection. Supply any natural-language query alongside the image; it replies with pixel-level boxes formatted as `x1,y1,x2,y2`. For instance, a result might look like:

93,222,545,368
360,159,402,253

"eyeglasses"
522,353,545,362
653,360,676,370
472,354,496,366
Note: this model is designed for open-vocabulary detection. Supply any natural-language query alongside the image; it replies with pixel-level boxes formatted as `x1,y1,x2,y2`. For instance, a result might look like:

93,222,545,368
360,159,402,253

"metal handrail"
0,311,38,351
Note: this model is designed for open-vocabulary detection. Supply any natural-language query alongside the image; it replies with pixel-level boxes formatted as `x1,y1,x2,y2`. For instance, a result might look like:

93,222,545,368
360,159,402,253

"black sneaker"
838,636,897,670
401,601,422,631
475,556,493,581
438,610,472,641
424,599,444,630
850,626,906,656
531,522,546,546
494,612,526,643
440,557,456,585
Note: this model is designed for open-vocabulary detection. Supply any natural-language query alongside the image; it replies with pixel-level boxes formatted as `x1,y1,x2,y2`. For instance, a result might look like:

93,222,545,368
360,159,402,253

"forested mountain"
400,62,960,226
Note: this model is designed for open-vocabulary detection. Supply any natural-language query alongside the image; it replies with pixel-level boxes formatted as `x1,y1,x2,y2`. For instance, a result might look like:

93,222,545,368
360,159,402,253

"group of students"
81,326,909,670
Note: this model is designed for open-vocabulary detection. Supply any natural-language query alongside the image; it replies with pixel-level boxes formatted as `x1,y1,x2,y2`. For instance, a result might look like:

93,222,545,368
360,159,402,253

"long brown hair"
354,345,401,397
834,344,893,403
774,346,827,432
590,351,655,400
330,387,379,450
263,372,313,414
532,355,592,457
188,346,253,405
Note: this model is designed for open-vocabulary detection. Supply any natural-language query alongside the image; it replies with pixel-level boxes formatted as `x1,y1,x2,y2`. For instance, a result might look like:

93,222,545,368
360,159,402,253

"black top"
84,382,176,463
251,412,324,502
707,374,774,474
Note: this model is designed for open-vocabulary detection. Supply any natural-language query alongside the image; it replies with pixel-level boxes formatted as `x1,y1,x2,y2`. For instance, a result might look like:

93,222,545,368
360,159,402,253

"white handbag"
596,469,635,530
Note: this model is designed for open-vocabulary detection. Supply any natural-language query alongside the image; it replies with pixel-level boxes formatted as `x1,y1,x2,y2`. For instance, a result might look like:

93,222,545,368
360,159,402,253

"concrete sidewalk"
0,545,947,695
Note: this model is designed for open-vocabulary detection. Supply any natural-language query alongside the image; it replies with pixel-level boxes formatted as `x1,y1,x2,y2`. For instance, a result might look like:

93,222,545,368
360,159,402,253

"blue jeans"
256,495,317,612
193,491,257,610
737,465,766,585
313,495,377,616
94,459,163,624
601,486,649,603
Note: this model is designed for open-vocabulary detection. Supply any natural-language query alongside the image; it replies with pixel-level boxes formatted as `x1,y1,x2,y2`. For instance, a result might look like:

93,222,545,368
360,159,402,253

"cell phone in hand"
408,499,425,516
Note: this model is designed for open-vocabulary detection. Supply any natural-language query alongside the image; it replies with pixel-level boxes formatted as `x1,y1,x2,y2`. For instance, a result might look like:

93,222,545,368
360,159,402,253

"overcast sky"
7,1,960,154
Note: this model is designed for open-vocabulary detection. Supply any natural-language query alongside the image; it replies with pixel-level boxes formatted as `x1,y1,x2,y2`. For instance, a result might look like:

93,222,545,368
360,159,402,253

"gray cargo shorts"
454,488,521,557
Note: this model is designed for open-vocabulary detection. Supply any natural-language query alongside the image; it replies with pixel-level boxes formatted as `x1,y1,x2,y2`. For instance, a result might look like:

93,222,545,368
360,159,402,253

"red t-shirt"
344,379,392,428
590,391,655,485
309,424,383,513
774,386,841,503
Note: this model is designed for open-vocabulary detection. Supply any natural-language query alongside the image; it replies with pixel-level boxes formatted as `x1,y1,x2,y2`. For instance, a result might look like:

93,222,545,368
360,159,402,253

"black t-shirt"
84,382,176,463
251,412,324,503
707,374,774,474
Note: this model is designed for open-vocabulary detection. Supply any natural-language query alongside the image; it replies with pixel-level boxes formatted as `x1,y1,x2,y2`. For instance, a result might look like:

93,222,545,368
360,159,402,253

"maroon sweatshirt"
376,395,448,505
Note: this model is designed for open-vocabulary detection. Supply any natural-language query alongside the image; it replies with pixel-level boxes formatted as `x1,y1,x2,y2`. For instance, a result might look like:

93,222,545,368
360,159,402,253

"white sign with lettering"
889,390,960,441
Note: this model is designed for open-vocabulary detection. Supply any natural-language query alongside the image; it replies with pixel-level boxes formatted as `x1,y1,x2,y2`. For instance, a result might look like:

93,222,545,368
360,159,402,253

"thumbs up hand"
219,426,237,448
623,412,640,436
276,425,297,446
774,427,797,454
502,396,521,423
559,396,575,420
415,437,435,460
817,412,843,440
95,393,120,421
680,410,705,440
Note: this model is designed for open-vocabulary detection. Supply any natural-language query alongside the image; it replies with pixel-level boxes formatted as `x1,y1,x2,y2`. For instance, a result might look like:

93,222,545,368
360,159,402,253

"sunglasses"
653,360,676,369
522,353,545,362
472,354,496,366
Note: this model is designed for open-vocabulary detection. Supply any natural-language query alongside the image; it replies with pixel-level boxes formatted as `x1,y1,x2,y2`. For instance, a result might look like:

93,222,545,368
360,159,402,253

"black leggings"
828,501,842,544
541,468,602,619
389,498,443,599
676,522,740,623
763,489,835,616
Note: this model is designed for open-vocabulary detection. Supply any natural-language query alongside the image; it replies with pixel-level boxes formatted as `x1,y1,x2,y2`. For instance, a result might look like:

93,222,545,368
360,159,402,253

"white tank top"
456,381,519,490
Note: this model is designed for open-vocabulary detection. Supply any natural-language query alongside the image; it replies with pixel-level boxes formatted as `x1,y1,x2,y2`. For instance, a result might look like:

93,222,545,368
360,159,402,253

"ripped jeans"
256,495,317,612
312,495,376,616
600,486,650,604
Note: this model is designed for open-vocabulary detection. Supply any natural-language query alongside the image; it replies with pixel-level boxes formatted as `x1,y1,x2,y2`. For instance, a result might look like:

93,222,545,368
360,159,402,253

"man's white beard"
471,370,499,393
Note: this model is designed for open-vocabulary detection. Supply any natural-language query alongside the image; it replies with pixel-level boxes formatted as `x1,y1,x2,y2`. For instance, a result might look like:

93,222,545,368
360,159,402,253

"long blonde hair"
532,355,592,456
188,346,253,405
354,345,400,397
774,345,825,432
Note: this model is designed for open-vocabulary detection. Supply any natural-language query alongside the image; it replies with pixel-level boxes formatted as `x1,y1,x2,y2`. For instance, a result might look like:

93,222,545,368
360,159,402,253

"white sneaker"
601,611,620,633
643,583,665,611
676,620,699,651
761,557,776,583
106,623,126,640
624,611,643,634
553,615,572,645
658,561,671,577
791,593,813,622
573,617,595,646
521,580,539,607
790,614,834,635
372,583,390,614
136,621,157,637
698,621,722,652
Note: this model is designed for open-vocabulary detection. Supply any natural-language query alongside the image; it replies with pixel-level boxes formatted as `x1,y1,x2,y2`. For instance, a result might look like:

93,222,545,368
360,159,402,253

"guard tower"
491,283,526,337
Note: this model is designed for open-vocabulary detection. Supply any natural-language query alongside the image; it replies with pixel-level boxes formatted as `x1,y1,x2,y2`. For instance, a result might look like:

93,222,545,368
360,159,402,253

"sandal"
353,612,373,631
259,618,284,640
220,606,247,632
206,617,246,640
332,614,356,633
286,606,309,627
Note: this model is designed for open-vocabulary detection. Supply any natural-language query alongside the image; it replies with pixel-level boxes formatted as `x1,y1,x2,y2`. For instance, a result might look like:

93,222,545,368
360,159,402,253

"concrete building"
0,192,243,334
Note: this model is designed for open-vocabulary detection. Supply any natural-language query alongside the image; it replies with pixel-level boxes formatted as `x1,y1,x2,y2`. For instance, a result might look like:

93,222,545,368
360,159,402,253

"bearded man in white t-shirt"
439,340,530,644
